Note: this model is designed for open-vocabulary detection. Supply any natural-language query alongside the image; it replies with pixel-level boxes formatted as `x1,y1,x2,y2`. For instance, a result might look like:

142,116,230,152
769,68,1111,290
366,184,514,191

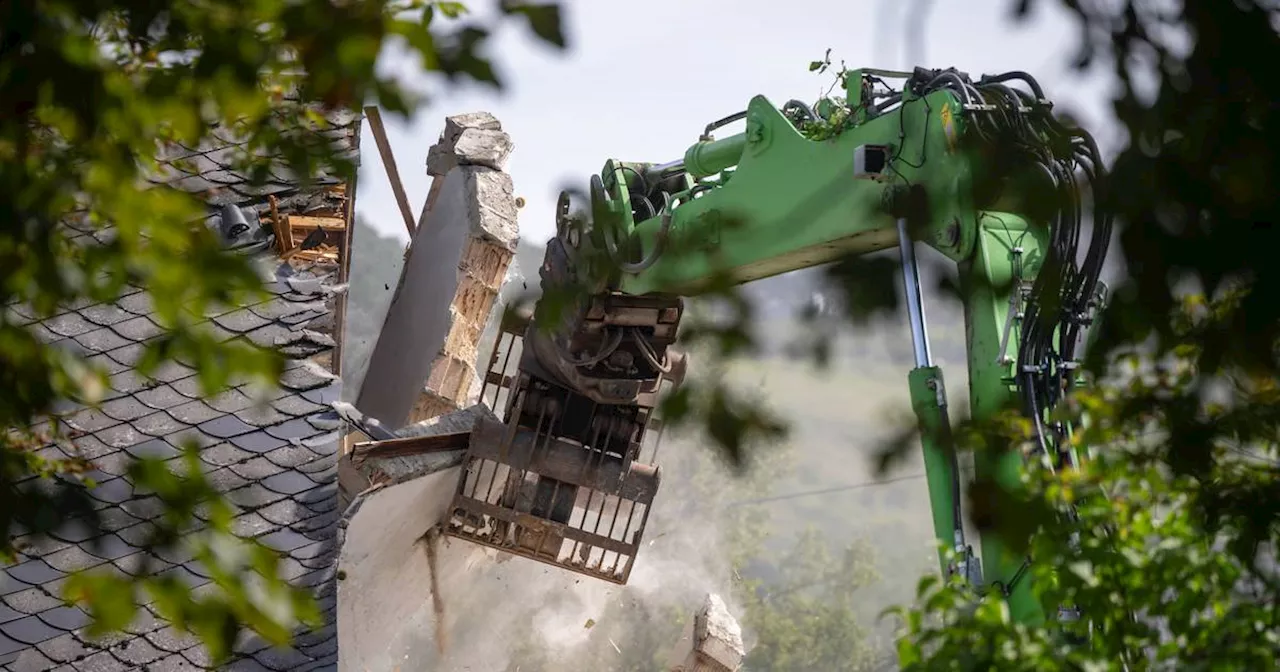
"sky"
354,0,1121,245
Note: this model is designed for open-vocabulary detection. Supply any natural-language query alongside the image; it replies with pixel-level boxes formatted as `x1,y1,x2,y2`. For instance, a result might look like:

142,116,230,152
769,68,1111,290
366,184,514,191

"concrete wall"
354,113,518,430
336,465,489,671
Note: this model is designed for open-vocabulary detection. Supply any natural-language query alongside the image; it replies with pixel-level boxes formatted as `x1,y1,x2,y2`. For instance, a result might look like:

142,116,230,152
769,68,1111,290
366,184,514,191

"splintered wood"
408,239,512,424
264,185,348,262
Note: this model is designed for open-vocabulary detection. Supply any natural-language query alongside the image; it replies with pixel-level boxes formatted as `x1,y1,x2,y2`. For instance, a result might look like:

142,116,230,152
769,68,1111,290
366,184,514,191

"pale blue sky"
357,0,1118,244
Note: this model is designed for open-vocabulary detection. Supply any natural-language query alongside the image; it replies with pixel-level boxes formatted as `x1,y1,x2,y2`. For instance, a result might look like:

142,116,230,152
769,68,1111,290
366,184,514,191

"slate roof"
0,105,361,671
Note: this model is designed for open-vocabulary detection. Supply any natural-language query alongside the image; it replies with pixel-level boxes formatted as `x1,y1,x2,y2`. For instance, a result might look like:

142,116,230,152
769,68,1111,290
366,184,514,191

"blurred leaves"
501,2,567,48
889,291,1280,668
63,446,322,663
2,0,565,660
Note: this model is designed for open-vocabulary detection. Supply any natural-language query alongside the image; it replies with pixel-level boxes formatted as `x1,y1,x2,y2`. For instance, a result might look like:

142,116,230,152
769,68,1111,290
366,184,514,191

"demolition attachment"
447,64,1112,625
445,279,686,583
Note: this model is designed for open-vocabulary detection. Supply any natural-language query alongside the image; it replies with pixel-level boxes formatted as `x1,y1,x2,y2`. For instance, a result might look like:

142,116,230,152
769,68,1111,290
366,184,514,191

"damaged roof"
0,103,361,671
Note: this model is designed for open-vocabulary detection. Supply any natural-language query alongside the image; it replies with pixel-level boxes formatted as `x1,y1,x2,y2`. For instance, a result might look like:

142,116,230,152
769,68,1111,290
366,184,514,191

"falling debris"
666,594,746,672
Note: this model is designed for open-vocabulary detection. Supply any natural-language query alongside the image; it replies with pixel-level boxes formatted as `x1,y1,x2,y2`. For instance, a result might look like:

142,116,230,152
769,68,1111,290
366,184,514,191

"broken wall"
352,112,518,431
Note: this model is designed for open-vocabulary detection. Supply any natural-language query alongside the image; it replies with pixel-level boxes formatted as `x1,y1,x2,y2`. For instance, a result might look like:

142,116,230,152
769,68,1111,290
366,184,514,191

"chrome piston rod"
896,218,933,368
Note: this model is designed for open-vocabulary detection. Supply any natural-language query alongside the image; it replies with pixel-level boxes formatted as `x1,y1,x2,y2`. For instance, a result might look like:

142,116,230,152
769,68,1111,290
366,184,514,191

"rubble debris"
667,594,746,672
262,186,349,262
337,403,499,506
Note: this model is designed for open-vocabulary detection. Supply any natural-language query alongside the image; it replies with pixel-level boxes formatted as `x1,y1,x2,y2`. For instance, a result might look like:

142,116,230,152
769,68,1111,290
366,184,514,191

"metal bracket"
950,545,984,588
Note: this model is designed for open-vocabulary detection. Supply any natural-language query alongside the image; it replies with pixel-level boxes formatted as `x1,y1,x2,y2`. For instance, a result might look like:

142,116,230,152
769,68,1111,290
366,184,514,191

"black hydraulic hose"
979,70,1047,100
782,99,817,122
871,93,903,114
915,71,974,104
702,111,747,140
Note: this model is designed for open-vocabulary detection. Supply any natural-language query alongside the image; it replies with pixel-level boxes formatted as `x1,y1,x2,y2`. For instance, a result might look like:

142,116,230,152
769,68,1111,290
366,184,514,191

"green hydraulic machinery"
444,65,1111,628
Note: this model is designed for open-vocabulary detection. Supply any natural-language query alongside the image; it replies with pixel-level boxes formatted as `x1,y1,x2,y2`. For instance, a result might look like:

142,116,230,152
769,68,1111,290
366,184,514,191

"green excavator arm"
444,66,1111,629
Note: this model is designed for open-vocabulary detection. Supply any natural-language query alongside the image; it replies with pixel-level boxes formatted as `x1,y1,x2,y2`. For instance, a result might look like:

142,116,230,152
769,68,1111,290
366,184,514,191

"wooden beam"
351,431,472,464
287,215,346,231
267,194,292,255
362,105,417,236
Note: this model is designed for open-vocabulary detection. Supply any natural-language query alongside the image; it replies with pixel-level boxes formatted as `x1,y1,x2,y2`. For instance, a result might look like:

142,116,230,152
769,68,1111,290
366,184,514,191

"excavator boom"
444,66,1110,627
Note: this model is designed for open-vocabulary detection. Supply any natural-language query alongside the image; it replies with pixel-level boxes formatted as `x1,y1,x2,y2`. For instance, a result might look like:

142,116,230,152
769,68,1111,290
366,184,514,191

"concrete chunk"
442,111,501,145
452,128,514,171
426,142,456,177
464,168,519,251
668,594,745,672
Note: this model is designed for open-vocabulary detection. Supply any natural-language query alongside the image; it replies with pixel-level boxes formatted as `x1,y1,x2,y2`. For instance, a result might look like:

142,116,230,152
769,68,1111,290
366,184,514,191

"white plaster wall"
336,467,486,671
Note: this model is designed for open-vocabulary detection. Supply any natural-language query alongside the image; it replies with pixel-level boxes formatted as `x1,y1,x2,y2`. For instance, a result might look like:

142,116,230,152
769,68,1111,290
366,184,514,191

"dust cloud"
397,445,748,672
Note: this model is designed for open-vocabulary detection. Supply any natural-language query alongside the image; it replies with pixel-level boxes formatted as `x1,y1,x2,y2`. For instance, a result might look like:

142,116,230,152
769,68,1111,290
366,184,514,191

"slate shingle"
79,304,133,327
6,646,58,672
167,400,223,425
198,443,255,468
2,589,61,616
228,431,288,454
34,606,90,632
123,438,180,461
197,415,256,439
3,103,354,669
110,315,164,342
2,615,63,645
35,632,92,663
134,385,188,411
99,397,152,423
44,313,95,339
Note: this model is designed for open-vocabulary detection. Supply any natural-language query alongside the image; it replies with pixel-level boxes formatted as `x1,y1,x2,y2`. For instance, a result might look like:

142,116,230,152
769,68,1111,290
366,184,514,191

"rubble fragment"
666,594,746,672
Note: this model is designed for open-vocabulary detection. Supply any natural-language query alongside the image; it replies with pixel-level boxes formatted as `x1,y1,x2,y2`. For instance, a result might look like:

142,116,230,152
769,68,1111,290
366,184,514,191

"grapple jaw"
443,300,677,584
446,409,661,583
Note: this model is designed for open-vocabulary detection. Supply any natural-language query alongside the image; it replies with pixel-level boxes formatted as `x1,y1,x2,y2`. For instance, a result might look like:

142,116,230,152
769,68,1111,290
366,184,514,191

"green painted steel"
605,90,975,296
907,366,963,579
562,68,1107,628
961,212,1049,625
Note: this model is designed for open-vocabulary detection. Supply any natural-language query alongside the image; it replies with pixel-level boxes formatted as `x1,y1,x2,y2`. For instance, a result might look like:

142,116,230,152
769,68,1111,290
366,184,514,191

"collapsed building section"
335,112,522,670
351,112,517,432
335,111,747,671
666,594,746,672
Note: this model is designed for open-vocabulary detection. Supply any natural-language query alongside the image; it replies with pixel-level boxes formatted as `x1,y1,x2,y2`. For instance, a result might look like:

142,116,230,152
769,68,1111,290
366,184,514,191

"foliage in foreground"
891,292,1280,670
1,0,565,661
879,1,1280,669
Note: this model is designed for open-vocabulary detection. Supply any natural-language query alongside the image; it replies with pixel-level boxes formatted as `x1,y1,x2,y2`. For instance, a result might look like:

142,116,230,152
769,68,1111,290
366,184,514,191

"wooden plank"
351,431,472,463
267,195,291,255
287,215,346,231
362,105,417,236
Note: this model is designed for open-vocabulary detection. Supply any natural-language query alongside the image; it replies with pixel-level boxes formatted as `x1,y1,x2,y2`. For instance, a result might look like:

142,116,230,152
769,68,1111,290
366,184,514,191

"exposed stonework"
352,111,519,433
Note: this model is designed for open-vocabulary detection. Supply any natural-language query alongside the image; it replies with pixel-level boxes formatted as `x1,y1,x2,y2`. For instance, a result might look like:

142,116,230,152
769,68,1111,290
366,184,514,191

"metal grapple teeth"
442,312,667,585
445,414,661,584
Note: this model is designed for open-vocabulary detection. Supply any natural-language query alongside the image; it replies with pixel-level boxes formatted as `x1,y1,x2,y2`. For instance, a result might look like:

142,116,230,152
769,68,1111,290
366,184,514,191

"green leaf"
64,574,137,636
502,3,566,48
436,1,468,17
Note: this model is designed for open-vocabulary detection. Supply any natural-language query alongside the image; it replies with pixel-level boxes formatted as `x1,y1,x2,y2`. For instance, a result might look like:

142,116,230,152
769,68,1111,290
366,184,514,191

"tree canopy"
883,1,1280,668
1,0,566,662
